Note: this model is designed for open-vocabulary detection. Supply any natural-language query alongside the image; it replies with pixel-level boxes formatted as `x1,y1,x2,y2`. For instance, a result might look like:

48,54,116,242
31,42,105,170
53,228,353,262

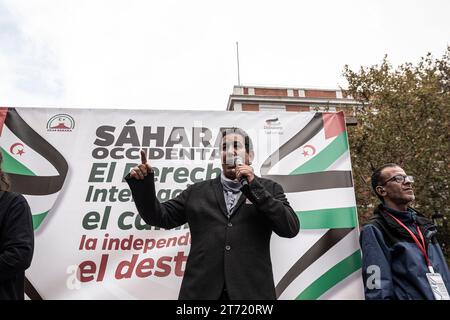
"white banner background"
0,107,364,299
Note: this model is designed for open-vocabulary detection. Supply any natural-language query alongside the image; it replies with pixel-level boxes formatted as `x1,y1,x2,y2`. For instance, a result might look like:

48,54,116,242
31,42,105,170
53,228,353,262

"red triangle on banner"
322,112,346,139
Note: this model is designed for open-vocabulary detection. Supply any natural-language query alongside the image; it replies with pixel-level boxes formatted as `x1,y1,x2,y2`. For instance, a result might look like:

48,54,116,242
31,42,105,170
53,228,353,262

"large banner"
0,107,364,299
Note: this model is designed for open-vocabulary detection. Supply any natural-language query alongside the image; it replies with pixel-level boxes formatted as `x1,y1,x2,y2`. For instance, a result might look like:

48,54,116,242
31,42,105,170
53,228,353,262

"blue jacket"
360,204,450,300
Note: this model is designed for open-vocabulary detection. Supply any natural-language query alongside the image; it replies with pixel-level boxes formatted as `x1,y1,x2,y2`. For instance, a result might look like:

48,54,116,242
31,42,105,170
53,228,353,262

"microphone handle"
235,160,249,186
240,176,249,186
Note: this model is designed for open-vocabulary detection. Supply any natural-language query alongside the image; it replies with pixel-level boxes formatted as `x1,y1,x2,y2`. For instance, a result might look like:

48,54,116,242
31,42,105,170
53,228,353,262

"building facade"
227,85,361,125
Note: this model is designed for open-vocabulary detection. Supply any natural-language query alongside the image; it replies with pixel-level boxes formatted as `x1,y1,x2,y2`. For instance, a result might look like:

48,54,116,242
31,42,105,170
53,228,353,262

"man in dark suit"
125,127,300,300
0,151,34,300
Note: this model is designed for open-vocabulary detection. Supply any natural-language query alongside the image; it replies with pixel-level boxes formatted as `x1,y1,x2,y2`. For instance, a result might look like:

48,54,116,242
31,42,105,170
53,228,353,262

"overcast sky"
0,0,449,110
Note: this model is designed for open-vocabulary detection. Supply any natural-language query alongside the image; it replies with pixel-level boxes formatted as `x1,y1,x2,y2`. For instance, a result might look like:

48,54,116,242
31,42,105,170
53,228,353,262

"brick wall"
242,103,259,111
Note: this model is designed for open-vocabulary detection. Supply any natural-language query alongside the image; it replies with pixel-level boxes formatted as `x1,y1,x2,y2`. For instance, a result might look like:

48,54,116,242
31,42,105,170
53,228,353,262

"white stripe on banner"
286,187,357,212
0,124,59,176
23,192,60,214
326,150,352,171
271,229,329,284
278,228,361,300
269,127,335,174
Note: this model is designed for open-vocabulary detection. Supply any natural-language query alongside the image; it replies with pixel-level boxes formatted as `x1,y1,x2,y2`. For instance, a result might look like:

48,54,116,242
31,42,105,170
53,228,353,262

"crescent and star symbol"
10,142,26,156
302,144,316,157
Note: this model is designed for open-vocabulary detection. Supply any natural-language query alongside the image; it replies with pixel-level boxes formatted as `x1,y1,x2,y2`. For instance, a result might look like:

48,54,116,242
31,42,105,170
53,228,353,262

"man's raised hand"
130,150,152,180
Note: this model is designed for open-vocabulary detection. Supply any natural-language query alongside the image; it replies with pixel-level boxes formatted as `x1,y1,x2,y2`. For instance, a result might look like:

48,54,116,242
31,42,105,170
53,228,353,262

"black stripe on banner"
275,228,354,298
25,276,43,300
264,170,353,193
261,113,323,175
5,108,68,195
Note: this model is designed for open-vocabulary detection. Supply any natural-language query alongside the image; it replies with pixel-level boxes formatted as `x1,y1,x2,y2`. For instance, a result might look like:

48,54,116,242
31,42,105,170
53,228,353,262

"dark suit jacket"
0,191,34,300
125,172,300,300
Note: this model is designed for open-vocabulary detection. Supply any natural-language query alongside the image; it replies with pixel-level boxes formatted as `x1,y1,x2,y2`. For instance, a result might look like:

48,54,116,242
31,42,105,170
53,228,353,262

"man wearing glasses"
360,163,450,300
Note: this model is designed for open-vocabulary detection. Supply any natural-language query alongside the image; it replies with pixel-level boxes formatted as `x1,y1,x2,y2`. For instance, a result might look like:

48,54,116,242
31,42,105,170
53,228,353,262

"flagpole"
236,41,241,86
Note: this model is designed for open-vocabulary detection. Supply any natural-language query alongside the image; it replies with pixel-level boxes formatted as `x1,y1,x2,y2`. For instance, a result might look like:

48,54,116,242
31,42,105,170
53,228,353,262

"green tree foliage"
343,48,450,235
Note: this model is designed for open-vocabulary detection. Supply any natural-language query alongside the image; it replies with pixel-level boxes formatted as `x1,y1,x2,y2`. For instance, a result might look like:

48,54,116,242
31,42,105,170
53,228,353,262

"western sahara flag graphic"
0,107,68,299
264,112,363,299
0,107,68,230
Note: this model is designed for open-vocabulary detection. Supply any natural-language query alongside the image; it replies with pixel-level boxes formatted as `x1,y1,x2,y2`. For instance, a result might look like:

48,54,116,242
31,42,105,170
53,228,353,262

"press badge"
426,270,450,300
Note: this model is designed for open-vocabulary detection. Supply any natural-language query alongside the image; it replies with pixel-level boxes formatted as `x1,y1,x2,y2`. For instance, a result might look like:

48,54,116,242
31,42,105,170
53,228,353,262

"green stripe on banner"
32,211,49,230
290,131,348,175
0,146,36,176
297,207,358,229
296,250,362,300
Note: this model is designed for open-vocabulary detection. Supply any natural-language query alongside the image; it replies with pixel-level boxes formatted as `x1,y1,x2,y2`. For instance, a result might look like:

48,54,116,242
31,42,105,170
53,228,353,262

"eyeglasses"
379,174,414,186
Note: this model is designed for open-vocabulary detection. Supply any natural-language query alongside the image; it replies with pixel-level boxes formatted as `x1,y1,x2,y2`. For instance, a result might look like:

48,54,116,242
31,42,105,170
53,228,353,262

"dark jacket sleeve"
359,224,394,300
241,178,300,238
125,172,188,229
0,195,34,282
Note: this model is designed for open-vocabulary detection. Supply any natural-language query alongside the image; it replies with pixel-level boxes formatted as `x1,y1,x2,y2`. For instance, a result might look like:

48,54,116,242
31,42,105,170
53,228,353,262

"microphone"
233,156,248,186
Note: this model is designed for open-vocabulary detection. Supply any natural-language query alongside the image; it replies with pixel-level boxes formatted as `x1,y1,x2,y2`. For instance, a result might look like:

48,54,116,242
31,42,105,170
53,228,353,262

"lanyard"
384,211,434,273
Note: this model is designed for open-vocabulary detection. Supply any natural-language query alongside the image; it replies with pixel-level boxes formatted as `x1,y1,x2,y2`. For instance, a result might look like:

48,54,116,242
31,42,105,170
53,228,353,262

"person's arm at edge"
0,195,34,282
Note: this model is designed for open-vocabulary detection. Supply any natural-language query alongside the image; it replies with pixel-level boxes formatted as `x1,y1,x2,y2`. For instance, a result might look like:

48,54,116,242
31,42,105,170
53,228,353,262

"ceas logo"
264,116,283,134
47,114,75,132
265,117,281,126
